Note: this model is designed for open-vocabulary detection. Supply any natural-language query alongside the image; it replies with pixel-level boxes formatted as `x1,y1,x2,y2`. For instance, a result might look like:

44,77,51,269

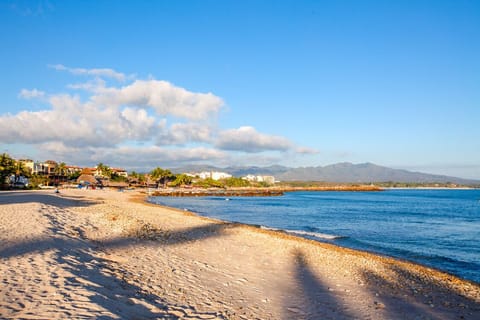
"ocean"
148,189,480,283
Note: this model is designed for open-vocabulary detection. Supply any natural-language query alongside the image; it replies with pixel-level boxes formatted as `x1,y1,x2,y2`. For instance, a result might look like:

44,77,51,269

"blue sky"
1,0,479,179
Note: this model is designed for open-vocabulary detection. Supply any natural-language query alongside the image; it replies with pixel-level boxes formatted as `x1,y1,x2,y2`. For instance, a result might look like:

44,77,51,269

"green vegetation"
0,153,16,188
111,172,128,182
222,177,251,188
68,171,81,180
96,162,112,178
256,181,272,187
12,159,29,183
150,167,174,188
53,162,68,176
129,171,146,185
170,174,193,187
0,153,31,189
193,178,225,188
28,174,49,189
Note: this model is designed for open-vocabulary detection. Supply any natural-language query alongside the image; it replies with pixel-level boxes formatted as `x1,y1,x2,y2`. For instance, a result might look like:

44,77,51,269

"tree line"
0,153,268,190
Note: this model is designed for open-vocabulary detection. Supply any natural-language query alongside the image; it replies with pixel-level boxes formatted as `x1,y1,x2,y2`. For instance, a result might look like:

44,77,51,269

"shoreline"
143,191,479,286
1,189,479,319
146,189,480,285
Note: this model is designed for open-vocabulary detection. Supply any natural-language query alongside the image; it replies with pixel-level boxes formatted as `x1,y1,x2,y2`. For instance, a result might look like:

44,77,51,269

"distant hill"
171,162,479,185
275,162,480,184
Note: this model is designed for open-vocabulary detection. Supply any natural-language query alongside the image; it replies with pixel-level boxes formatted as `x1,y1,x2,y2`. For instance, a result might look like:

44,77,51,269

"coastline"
144,190,480,285
1,189,479,319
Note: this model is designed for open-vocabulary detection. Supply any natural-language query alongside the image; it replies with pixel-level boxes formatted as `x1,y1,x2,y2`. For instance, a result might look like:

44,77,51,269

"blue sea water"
149,189,480,283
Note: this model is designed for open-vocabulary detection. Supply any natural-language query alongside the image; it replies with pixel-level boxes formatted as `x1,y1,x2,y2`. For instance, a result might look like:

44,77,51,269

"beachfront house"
18,159,35,174
66,165,83,176
30,160,57,176
111,168,128,178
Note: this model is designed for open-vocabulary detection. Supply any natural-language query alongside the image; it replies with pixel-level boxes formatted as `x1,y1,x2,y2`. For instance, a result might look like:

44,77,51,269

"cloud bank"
1,65,312,169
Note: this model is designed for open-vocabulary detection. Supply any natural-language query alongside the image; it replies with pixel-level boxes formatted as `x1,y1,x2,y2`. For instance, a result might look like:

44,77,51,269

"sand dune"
1,189,479,319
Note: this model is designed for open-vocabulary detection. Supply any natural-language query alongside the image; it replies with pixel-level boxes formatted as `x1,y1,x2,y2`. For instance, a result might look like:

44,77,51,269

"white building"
111,168,128,177
242,175,276,185
196,171,232,181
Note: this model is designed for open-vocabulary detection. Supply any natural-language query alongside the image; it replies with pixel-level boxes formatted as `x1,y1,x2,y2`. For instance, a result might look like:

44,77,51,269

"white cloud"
49,64,128,82
19,88,45,99
216,126,293,153
92,80,224,121
67,78,107,92
2,66,314,169
112,146,227,165
295,146,320,154
156,122,214,145
1,92,158,147
38,142,227,169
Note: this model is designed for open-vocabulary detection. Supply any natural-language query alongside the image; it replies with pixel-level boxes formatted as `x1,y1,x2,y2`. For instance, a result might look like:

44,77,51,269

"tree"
54,162,68,176
150,167,174,188
0,153,15,188
111,172,128,182
68,171,81,180
29,174,49,189
193,178,225,188
170,174,193,187
129,171,146,185
53,162,68,184
223,177,251,188
96,162,112,178
12,161,29,186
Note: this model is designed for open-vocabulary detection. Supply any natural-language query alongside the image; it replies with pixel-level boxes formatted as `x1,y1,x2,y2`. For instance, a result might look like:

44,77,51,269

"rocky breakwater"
150,188,284,197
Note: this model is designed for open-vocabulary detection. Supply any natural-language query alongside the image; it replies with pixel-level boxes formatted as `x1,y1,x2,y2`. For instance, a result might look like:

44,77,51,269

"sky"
0,0,479,179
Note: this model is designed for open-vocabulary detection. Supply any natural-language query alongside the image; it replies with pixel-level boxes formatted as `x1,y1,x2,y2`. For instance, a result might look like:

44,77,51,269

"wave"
287,229,347,240
260,226,346,240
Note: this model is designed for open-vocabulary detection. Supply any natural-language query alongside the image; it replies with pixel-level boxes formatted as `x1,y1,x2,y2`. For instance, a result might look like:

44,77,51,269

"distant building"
44,160,58,172
195,171,232,181
18,159,34,174
31,160,57,176
111,168,128,177
82,167,97,176
243,175,276,185
89,166,128,178
65,165,83,175
243,174,256,182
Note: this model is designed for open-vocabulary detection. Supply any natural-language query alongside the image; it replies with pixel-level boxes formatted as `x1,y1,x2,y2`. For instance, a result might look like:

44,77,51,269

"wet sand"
1,189,479,319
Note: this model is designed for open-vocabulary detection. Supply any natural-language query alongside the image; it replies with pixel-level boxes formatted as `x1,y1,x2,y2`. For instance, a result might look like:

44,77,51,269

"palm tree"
96,162,112,178
150,167,173,188
53,162,68,184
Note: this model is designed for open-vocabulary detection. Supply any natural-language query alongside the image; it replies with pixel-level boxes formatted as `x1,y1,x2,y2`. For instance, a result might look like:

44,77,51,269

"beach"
0,190,479,319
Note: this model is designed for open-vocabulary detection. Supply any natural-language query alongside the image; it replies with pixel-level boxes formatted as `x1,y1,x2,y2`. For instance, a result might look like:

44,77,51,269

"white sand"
1,189,479,319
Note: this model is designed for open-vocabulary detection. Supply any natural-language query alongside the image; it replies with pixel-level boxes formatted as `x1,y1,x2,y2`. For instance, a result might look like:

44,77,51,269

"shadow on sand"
0,191,101,207
359,265,480,320
284,249,356,320
0,191,227,319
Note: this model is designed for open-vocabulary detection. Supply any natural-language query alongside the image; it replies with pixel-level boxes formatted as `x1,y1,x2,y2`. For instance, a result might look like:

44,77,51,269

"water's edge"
146,191,480,284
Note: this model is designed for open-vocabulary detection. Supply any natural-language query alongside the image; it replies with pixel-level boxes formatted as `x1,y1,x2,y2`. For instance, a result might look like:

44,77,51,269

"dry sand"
0,189,479,320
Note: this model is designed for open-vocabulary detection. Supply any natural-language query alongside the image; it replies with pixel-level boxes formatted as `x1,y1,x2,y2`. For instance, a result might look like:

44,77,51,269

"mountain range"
172,162,480,185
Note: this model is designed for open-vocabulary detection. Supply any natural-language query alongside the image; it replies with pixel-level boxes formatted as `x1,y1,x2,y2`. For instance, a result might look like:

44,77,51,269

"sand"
0,189,479,320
